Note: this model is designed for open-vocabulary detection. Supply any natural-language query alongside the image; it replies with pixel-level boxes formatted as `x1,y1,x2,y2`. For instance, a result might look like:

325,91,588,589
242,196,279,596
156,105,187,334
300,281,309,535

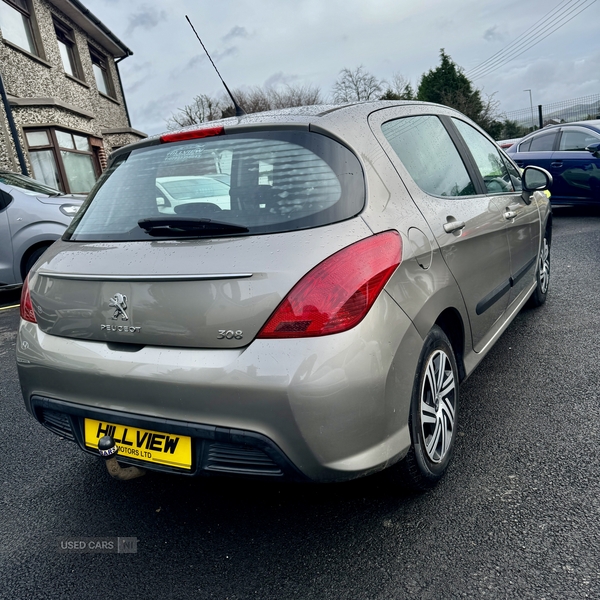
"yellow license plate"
84,419,192,470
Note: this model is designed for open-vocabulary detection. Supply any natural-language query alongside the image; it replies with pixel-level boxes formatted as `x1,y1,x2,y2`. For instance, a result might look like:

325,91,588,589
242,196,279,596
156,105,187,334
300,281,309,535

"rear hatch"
29,127,367,349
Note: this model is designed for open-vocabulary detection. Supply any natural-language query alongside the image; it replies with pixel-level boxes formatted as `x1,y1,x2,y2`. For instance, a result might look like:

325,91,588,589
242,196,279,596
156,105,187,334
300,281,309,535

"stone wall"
0,0,144,174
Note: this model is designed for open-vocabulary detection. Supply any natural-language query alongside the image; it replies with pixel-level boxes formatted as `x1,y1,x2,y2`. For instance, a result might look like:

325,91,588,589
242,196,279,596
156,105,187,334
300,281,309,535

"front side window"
501,156,523,192
452,118,514,194
0,0,37,54
26,128,98,193
66,130,365,242
558,129,600,151
381,115,476,197
90,46,114,97
54,19,81,79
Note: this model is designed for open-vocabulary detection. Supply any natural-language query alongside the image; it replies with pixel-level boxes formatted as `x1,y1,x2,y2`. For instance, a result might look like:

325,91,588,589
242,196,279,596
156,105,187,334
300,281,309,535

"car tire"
527,230,550,308
390,325,459,491
23,245,50,279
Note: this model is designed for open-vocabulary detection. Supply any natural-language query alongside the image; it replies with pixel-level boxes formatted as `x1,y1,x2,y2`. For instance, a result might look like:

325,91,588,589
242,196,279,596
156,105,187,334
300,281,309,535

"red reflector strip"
160,126,224,143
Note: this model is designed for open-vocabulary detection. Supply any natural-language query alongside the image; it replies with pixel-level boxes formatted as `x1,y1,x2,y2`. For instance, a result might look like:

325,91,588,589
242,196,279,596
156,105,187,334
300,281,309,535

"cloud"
126,5,168,35
185,54,206,70
221,26,248,43
182,47,237,68
131,92,183,134
119,60,154,93
264,72,299,89
212,47,238,62
167,47,238,82
484,25,504,43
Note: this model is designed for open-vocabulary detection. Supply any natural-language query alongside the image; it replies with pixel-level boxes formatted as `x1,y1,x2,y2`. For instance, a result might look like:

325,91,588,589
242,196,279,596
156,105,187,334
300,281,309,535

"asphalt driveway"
1,208,599,599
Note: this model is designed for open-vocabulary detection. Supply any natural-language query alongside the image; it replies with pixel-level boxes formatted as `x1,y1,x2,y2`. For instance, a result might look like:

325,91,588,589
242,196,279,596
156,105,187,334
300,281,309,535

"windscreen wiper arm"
138,217,249,236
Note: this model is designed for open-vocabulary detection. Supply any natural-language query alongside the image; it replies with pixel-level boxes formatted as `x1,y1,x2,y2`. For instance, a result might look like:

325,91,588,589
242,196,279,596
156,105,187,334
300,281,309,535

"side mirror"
585,142,600,157
522,165,553,192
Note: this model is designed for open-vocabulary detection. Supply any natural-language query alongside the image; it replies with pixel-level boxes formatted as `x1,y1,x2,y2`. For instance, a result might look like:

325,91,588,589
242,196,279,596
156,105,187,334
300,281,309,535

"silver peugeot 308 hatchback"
16,101,552,490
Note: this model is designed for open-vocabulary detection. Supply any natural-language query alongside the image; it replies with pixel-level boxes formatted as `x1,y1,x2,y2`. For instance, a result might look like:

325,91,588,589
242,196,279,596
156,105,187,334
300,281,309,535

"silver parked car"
16,102,552,489
0,171,83,288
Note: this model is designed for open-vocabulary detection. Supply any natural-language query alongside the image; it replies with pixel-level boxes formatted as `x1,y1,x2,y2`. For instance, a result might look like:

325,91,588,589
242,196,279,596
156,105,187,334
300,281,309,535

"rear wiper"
138,217,249,237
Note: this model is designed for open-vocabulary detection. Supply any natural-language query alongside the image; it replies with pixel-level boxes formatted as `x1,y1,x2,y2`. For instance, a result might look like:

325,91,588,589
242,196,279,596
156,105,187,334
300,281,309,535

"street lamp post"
524,89,534,130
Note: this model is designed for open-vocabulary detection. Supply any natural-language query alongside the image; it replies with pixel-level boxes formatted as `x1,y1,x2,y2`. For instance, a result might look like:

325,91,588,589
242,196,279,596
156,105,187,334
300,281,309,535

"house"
0,0,145,194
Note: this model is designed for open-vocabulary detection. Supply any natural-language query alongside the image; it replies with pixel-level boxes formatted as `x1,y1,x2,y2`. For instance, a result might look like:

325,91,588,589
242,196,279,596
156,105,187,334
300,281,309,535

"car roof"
113,100,454,158
525,119,600,137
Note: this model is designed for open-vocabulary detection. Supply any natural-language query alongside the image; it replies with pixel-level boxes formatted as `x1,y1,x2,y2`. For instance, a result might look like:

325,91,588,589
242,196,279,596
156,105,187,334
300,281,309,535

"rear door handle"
551,161,563,168
443,220,466,233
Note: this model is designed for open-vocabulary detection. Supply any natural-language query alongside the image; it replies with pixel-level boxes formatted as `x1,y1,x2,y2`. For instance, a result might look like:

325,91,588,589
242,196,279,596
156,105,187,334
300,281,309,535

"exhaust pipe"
98,435,146,480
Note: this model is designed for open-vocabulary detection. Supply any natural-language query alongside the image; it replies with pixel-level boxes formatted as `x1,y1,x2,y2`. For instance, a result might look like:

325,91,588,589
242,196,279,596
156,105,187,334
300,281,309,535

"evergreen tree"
417,49,500,136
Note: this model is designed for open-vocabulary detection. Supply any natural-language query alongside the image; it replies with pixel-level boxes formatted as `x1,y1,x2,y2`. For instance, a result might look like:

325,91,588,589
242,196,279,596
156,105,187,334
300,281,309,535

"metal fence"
498,93,600,139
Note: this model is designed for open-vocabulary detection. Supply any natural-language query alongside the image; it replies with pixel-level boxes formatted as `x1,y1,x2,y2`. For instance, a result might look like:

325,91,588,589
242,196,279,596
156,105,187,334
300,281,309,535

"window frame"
89,45,115,98
53,17,83,81
25,127,101,194
0,0,43,57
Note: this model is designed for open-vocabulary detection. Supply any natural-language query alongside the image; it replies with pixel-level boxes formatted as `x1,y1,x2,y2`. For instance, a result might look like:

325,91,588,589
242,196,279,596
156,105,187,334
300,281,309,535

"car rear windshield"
65,130,365,241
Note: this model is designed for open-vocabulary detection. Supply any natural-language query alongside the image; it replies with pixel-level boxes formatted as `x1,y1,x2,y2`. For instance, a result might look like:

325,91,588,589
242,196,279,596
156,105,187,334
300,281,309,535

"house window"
0,0,37,55
26,128,100,194
89,46,114,97
54,18,82,79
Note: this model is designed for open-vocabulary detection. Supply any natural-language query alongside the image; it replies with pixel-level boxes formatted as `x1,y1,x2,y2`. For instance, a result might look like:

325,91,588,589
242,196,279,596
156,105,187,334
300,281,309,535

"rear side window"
66,130,364,241
528,132,557,152
381,116,476,197
517,139,532,152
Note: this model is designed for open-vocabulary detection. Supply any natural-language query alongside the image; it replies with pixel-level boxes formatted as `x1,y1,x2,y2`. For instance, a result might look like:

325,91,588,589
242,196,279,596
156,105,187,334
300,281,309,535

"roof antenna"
185,15,246,117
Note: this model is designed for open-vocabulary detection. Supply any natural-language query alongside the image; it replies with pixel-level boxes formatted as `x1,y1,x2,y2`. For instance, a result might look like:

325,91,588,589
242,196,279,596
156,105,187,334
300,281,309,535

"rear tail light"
20,276,37,323
258,231,401,339
160,125,224,143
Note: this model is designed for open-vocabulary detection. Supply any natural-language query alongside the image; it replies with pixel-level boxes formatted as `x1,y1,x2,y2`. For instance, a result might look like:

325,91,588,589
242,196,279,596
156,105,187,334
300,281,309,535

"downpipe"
98,435,146,480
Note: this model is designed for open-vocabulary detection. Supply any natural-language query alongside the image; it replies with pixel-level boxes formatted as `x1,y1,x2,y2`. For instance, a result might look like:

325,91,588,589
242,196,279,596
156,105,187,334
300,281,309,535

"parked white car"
156,175,231,213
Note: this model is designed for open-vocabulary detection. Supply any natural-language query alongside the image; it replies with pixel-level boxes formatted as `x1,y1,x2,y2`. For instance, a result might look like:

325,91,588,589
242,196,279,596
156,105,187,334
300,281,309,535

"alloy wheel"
420,349,456,464
539,237,550,294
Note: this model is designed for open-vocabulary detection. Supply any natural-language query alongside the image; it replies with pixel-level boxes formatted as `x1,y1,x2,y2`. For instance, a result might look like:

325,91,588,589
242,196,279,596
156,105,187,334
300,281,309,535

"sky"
82,0,600,135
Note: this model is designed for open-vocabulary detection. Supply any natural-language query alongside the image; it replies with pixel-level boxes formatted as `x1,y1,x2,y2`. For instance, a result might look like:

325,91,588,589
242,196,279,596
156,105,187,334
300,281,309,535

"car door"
511,129,559,173
0,187,15,285
550,126,600,203
371,110,511,352
450,118,539,307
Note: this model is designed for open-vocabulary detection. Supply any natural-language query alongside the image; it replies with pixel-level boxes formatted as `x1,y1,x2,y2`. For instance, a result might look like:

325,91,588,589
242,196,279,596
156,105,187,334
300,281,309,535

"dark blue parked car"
506,120,600,205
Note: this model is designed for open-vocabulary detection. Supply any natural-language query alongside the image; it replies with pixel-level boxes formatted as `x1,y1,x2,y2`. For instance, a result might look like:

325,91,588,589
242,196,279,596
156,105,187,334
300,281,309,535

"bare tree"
332,66,384,103
166,94,223,130
269,84,322,109
381,73,414,100
221,83,323,116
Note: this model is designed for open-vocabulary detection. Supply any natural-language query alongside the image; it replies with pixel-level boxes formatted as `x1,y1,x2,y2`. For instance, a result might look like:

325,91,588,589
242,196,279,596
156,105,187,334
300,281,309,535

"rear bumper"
17,292,422,482
30,395,307,480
